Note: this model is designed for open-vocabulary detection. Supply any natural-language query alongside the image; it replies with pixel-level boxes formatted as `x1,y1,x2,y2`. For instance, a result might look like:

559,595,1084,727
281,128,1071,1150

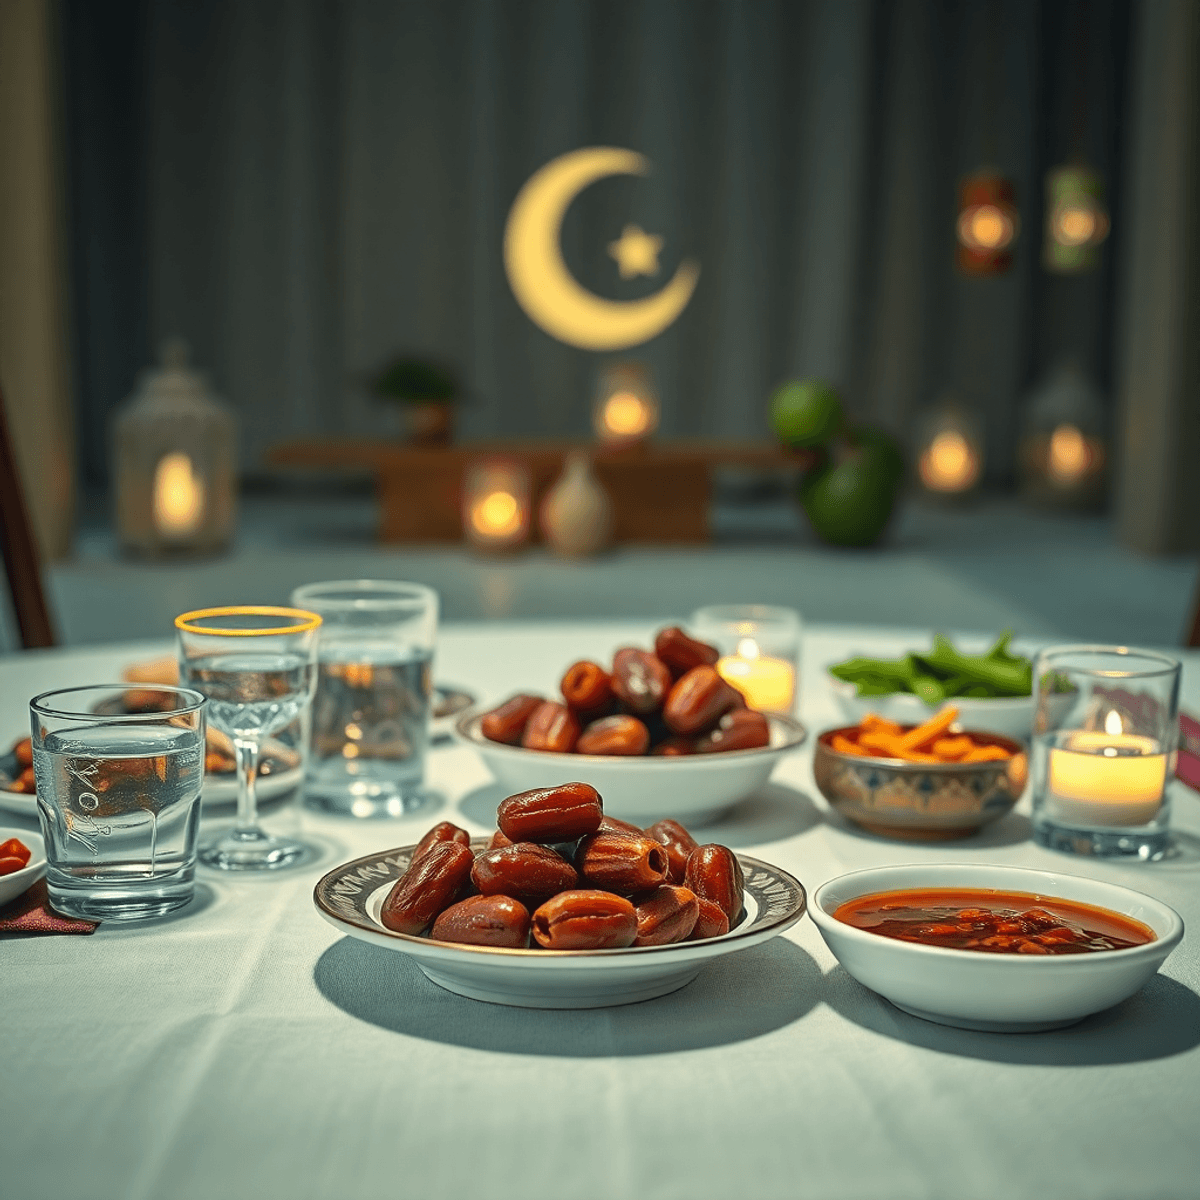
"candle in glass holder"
593,362,659,447
716,638,796,714
153,452,206,538
1045,714,1168,828
463,460,531,551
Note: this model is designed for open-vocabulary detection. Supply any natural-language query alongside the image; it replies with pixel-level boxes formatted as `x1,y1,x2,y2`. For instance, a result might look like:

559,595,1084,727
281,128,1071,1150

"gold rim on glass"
174,605,323,636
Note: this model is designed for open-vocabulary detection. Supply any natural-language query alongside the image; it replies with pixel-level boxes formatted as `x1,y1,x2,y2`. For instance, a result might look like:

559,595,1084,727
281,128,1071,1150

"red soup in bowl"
833,888,1156,956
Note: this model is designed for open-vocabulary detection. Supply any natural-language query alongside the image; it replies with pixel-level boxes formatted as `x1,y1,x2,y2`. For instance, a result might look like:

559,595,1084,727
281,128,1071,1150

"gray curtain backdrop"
66,0,1131,485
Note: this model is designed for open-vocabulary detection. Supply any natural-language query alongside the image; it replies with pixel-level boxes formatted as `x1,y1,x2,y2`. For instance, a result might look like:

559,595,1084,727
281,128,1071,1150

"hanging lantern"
915,403,985,499
1043,164,1110,275
593,361,659,447
956,170,1020,276
462,458,532,551
113,338,237,557
1019,358,1106,510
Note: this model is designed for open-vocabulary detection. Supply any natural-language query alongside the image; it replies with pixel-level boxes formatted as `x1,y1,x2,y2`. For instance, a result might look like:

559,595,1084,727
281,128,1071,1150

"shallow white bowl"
810,863,1184,1033
0,827,46,908
314,839,807,1008
455,710,807,827
828,677,1035,739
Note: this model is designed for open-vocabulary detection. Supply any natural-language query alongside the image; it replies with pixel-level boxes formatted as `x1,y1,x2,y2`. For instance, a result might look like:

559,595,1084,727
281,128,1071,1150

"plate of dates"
313,783,807,1008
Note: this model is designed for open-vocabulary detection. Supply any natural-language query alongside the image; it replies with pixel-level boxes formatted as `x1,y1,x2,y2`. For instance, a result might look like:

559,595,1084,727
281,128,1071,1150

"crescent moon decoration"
503,146,700,352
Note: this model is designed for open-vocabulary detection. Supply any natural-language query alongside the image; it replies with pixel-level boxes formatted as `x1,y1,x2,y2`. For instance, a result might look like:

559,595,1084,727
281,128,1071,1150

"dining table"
3,620,1199,1200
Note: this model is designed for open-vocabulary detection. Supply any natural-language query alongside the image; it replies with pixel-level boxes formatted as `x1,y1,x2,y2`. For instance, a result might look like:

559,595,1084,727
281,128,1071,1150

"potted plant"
372,357,459,447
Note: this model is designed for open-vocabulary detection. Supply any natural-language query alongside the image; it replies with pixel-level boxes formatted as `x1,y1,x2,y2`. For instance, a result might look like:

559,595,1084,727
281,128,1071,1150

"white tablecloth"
3,622,1199,1200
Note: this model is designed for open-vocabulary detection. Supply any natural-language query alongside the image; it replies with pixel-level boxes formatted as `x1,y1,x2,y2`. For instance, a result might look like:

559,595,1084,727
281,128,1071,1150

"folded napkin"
1178,713,1200,793
0,878,98,935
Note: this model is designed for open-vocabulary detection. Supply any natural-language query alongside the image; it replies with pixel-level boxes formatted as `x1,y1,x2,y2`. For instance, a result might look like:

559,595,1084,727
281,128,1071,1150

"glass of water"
175,605,321,870
31,683,206,920
289,580,438,818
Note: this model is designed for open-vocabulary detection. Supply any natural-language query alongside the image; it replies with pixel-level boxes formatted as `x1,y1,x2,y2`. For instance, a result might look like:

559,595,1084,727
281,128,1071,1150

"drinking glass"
175,605,321,870
290,580,438,818
31,683,206,920
690,604,802,714
1031,644,1180,861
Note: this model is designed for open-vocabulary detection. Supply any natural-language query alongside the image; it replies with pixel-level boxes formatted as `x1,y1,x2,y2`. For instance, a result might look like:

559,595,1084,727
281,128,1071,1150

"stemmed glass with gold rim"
175,606,321,871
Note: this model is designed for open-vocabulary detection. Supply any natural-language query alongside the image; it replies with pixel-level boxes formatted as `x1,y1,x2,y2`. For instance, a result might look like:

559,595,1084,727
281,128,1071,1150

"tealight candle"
1046,729,1167,827
462,460,532,551
717,638,796,714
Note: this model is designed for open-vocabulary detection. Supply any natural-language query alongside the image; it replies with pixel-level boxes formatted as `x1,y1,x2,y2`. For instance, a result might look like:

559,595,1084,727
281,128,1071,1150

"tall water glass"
290,580,438,818
31,684,206,920
1031,644,1180,861
176,606,321,870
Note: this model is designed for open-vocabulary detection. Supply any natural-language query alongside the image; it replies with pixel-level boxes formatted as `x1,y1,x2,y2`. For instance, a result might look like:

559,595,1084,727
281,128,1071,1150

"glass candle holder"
690,604,801,715
1031,645,1180,861
462,459,532,552
593,362,659,447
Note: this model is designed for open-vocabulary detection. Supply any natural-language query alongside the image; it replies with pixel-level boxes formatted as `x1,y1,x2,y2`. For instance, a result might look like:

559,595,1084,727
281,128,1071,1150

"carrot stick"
961,744,1011,763
832,733,871,756
931,736,973,761
860,713,902,736
896,706,959,752
859,731,907,756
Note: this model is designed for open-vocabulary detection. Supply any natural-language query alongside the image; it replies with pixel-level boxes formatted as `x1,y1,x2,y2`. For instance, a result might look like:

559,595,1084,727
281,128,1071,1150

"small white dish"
828,677,1035,740
0,827,46,908
810,863,1184,1033
314,839,807,1008
455,710,807,826
431,686,476,739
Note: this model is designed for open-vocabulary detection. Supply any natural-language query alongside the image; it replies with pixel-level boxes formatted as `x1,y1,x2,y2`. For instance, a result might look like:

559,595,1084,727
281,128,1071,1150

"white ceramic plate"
827,677,1035,739
432,686,476,739
809,863,1184,1032
0,827,46,908
455,711,807,827
314,839,807,1008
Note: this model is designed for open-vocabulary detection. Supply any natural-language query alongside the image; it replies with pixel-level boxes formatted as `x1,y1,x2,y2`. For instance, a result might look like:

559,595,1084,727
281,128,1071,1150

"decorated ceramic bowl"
455,710,807,827
812,725,1027,840
314,839,807,1008
810,863,1184,1032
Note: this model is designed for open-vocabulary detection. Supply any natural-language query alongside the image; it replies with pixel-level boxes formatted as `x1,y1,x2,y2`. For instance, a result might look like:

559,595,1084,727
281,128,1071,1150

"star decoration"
607,224,664,280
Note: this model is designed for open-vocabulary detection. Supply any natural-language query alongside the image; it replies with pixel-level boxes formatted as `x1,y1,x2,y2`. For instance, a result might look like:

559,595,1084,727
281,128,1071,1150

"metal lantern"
956,170,1020,276
593,362,659,447
915,403,985,499
113,338,237,557
1043,164,1110,275
1019,358,1106,510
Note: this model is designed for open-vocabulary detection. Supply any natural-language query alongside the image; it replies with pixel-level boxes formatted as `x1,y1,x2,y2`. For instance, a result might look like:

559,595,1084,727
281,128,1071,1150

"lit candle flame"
153,452,205,537
602,391,653,437
1104,710,1123,737
1048,423,1090,485
958,204,1015,252
736,637,760,660
472,490,522,537
919,430,980,492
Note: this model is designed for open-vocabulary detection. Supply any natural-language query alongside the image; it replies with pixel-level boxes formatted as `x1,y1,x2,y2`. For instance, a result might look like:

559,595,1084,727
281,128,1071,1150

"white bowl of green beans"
826,633,1035,740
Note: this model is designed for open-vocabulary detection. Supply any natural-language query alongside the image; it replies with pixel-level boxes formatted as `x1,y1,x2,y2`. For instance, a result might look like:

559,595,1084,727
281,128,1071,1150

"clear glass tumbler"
290,580,439,818
1031,644,1180,861
690,604,802,714
31,684,206,920
176,605,321,871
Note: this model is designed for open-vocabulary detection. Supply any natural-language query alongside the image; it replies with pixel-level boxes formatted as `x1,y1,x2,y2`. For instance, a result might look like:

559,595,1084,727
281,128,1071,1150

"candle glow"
957,204,1016,252
919,430,980,493
717,638,795,713
601,391,653,438
152,452,205,538
472,491,522,538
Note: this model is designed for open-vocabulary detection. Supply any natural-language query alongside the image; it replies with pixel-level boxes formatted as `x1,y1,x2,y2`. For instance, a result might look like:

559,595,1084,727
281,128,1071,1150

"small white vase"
539,453,612,557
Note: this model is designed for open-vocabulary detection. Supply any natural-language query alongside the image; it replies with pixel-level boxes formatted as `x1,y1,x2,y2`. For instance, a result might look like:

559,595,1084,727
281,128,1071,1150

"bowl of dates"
458,627,806,826
313,783,807,1008
809,862,1183,1032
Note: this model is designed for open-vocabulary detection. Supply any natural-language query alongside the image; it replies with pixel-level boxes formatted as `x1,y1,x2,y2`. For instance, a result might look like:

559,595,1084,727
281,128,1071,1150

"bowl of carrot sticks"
813,707,1028,841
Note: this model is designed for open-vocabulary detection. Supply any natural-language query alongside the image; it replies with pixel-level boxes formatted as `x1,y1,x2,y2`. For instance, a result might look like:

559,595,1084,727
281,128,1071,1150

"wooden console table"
266,439,799,544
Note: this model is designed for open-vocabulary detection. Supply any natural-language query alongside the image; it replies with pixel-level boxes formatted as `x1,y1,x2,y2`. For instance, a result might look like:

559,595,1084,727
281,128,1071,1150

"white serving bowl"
314,839,807,1008
828,677,1035,740
455,710,806,827
0,827,46,908
809,862,1184,1032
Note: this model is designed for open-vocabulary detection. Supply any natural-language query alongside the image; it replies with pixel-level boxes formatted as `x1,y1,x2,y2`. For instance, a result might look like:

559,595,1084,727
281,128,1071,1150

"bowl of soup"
809,863,1183,1032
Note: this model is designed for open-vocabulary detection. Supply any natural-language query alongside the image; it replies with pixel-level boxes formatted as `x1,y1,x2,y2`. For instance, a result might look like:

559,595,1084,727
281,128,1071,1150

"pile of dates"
380,781,745,950
479,626,770,757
